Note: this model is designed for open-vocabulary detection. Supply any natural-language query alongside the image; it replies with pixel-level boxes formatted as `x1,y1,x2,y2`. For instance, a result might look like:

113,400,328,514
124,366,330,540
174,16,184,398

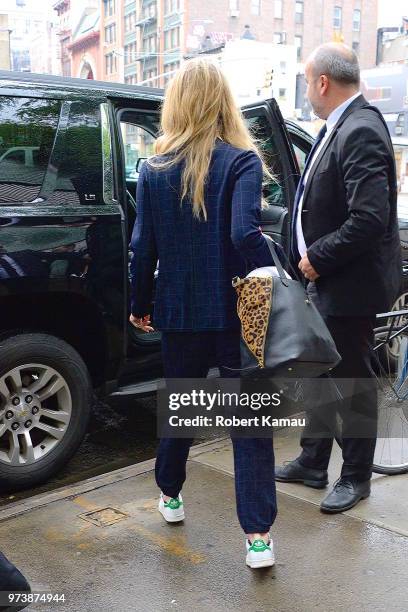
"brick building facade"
133,0,378,87
54,0,379,84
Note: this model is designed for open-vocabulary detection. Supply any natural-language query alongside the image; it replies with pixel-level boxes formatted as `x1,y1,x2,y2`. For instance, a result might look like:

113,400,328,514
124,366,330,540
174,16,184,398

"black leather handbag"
232,238,341,378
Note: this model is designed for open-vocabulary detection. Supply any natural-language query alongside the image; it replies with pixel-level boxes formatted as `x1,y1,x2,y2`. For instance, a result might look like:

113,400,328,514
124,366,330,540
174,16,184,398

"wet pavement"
0,396,158,506
0,395,218,506
0,437,407,612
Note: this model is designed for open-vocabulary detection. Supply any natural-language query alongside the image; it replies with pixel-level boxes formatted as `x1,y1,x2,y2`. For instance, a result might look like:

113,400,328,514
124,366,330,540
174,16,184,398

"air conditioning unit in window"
229,9,240,17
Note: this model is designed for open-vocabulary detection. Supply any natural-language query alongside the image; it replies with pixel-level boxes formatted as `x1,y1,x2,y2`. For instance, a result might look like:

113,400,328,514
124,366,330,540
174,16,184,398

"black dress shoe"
320,478,371,514
275,458,329,489
0,551,31,612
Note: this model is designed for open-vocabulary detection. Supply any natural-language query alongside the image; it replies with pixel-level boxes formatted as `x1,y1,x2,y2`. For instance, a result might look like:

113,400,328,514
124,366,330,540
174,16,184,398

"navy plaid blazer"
130,140,274,331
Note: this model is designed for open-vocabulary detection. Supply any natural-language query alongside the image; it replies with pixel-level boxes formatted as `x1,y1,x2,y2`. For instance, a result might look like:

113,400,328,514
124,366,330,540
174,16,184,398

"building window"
353,9,361,32
125,75,137,85
105,52,117,74
143,35,157,54
142,2,156,19
164,27,180,50
352,41,359,55
251,0,261,15
275,0,283,19
105,23,116,44
274,32,283,44
164,61,180,85
61,37,70,56
280,60,287,74
295,35,302,61
279,88,287,99
143,68,158,86
333,6,342,29
229,0,239,10
62,60,71,77
104,0,116,17
125,42,137,64
295,1,303,24
164,0,180,15
124,11,136,32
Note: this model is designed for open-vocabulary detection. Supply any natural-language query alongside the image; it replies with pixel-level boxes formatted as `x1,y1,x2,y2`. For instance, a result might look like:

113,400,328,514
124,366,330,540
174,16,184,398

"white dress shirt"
296,92,361,258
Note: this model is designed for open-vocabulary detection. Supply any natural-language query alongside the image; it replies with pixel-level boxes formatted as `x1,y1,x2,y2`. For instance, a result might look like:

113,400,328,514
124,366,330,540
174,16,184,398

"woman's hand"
129,314,155,333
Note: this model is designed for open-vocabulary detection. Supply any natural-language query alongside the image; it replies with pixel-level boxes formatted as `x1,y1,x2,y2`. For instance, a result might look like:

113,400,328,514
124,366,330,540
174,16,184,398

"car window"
121,122,156,181
292,141,308,173
3,150,26,164
0,96,60,203
287,131,312,174
46,100,103,206
32,149,40,165
245,114,286,207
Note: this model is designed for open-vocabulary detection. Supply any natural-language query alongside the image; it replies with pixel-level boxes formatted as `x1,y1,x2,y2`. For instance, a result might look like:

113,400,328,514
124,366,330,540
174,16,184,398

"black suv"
0,72,405,491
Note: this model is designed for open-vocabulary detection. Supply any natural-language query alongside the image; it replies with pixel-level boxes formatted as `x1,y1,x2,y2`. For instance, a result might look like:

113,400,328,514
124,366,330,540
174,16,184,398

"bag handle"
271,240,302,280
263,235,289,287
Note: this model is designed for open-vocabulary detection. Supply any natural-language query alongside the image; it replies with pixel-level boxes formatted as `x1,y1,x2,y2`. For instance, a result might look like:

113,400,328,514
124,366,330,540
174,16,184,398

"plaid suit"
130,140,274,330
130,141,277,534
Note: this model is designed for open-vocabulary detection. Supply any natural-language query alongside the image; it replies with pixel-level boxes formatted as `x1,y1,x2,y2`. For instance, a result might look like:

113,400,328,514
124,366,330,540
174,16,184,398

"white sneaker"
158,492,185,522
245,536,275,569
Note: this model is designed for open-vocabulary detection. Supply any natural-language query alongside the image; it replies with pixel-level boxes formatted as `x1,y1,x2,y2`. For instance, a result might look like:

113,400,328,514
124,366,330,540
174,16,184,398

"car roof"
0,71,165,102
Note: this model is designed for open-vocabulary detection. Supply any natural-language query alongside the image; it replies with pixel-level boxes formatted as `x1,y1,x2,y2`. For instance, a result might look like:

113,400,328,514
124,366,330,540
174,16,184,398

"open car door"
241,98,300,254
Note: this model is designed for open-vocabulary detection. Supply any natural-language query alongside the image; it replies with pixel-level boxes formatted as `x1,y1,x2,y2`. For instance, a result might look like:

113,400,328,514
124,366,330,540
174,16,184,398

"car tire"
0,333,93,491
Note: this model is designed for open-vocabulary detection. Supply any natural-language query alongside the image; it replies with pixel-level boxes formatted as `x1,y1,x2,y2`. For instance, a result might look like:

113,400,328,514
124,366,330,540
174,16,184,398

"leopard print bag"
232,275,273,369
231,238,340,377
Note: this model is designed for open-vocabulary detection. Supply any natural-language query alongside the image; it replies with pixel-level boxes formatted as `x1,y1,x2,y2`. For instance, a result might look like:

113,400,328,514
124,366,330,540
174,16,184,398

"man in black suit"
275,43,401,513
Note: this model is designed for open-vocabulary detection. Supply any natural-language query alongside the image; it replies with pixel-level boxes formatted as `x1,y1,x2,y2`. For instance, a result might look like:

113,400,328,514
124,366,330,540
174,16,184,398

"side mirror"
136,157,147,172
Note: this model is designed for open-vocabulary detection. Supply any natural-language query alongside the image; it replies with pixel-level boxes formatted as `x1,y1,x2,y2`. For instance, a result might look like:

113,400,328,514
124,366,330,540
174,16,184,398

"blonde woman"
129,59,277,569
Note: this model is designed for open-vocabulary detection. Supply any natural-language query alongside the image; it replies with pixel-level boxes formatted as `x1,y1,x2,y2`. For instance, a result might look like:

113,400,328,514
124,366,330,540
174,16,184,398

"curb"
0,437,230,523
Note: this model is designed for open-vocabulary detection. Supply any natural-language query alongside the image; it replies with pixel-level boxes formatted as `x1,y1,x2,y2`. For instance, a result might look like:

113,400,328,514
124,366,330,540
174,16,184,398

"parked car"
0,71,405,490
0,146,40,167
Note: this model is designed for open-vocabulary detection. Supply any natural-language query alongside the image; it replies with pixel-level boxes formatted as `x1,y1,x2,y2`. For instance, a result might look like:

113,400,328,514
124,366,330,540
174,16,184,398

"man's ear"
320,75,329,96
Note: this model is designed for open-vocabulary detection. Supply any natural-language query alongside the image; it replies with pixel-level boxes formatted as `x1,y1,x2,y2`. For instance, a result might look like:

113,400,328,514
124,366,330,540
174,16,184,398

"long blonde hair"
149,58,273,220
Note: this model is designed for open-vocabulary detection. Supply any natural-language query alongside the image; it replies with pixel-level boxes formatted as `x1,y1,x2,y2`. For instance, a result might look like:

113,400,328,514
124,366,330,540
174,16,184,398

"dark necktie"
291,123,327,263
304,123,328,167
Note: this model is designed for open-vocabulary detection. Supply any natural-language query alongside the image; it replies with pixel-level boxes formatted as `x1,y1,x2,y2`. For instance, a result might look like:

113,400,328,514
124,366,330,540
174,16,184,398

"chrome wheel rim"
0,363,72,466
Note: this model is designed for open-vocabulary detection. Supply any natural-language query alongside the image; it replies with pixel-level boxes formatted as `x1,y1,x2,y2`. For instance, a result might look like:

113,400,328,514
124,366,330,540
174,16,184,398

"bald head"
308,43,360,87
304,43,361,119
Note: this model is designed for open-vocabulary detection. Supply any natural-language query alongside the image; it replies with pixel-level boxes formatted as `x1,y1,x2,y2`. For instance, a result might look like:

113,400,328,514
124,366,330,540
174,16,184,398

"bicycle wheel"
372,326,408,475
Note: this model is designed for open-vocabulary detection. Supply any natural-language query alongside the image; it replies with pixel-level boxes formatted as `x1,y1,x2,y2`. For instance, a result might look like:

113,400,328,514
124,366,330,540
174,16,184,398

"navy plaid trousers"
155,330,277,534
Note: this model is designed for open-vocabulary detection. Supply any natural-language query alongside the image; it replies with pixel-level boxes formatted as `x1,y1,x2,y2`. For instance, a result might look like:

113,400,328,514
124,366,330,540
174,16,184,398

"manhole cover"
79,507,129,527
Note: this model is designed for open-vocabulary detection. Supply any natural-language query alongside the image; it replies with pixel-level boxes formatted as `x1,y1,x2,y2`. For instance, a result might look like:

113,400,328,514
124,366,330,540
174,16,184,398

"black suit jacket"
293,94,401,317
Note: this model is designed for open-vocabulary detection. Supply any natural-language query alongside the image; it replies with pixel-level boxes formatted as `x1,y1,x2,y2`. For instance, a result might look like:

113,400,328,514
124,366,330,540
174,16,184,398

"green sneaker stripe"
248,539,271,552
164,497,183,509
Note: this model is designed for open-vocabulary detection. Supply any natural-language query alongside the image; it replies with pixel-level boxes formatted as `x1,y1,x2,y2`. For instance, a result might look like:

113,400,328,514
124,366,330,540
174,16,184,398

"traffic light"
264,68,274,88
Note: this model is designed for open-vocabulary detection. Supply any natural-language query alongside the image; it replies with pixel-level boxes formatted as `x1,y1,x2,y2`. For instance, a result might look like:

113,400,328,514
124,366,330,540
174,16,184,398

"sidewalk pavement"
0,429,407,612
